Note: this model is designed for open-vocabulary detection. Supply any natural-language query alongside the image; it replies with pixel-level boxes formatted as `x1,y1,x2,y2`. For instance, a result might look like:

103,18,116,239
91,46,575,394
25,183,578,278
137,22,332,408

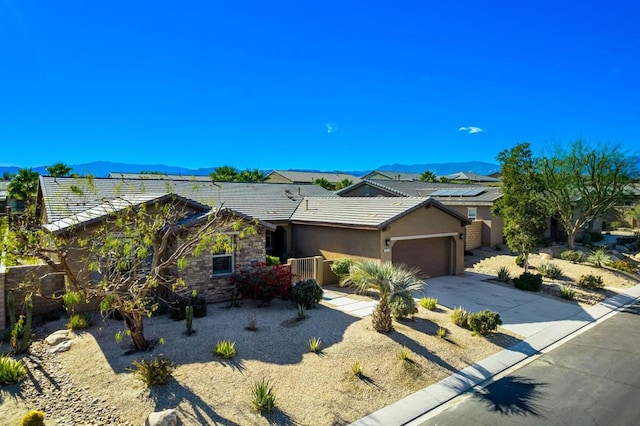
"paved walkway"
340,272,640,426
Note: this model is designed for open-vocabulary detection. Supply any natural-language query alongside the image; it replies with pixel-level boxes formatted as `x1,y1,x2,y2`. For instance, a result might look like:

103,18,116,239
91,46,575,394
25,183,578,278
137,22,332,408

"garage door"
392,237,451,278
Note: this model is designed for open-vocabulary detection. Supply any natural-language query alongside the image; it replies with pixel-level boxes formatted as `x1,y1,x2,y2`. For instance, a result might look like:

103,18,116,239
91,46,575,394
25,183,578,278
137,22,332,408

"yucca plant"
496,266,511,283
538,262,563,279
451,306,469,327
586,247,612,268
396,347,411,362
213,340,237,359
308,337,322,353
252,378,277,413
130,356,174,387
341,260,424,332
559,285,575,300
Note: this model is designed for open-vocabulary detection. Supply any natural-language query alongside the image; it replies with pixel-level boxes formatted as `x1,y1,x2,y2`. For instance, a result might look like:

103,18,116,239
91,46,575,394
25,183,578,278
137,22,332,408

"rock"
50,340,73,353
615,245,630,254
45,330,72,346
539,248,554,259
146,409,179,426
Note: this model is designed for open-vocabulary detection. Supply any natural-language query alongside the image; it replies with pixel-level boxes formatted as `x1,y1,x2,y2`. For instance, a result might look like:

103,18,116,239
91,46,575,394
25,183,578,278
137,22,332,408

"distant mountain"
0,160,502,179
374,161,501,176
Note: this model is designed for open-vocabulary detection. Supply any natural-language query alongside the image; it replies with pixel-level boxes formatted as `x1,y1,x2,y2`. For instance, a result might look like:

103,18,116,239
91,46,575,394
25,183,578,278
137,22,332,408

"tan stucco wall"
292,225,380,260
265,173,292,184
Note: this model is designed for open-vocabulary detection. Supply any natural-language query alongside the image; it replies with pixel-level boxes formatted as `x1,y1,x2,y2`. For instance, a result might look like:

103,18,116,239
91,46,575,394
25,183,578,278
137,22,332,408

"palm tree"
45,162,73,177
210,165,240,182
238,168,268,182
340,260,424,332
313,177,335,190
334,179,353,190
419,170,438,182
7,168,40,201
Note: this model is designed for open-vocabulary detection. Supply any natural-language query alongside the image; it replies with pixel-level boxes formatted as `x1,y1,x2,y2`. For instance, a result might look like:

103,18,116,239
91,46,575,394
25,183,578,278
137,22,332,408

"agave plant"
340,260,424,332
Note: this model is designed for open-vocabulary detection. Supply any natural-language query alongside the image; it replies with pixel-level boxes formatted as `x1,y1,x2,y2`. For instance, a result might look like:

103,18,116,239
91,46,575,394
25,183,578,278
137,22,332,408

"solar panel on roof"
430,188,486,197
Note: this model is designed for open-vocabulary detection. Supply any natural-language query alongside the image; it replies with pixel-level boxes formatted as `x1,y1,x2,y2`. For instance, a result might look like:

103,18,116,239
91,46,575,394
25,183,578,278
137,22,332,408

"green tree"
419,171,438,182
494,143,547,271
237,168,267,182
539,140,634,249
45,162,73,177
7,168,39,202
13,182,256,351
210,165,240,182
2,171,13,180
334,179,353,190
312,177,335,190
340,260,423,332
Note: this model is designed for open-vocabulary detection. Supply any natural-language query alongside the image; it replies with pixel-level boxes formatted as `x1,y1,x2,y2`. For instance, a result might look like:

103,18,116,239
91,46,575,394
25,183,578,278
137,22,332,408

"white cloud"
458,126,484,134
326,123,338,134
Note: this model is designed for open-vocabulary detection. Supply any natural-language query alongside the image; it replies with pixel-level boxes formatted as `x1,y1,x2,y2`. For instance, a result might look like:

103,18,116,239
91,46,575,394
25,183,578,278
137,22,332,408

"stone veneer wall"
465,220,483,250
2,264,65,329
181,229,266,303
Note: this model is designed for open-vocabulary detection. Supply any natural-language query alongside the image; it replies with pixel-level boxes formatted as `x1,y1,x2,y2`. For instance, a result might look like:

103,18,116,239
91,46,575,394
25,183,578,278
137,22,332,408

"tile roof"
336,179,502,205
443,172,500,182
39,176,337,225
362,170,423,181
290,196,468,229
266,170,360,184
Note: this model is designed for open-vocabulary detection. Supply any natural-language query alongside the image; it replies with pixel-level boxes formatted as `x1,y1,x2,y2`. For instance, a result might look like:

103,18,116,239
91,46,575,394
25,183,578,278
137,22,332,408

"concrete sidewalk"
350,273,640,426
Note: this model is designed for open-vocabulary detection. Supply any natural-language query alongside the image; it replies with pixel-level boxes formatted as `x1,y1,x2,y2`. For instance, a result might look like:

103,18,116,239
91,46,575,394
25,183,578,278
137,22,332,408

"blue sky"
1,1,638,171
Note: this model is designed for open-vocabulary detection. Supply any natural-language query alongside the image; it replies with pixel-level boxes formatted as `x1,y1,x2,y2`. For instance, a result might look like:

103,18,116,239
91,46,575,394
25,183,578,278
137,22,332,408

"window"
265,231,273,250
467,207,477,220
212,251,234,276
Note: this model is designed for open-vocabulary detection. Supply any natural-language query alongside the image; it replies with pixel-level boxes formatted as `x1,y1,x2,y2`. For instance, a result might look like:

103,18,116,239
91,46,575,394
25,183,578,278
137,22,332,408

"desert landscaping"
2,237,639,426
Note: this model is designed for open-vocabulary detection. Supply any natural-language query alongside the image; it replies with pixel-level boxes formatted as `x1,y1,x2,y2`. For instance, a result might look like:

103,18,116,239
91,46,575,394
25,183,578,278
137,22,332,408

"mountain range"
0,161,500,179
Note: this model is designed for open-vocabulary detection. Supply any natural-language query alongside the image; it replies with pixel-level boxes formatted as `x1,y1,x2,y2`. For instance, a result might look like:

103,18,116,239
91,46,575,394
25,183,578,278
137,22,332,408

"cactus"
185,305,193,335
7,291,15,330
20,295,33,353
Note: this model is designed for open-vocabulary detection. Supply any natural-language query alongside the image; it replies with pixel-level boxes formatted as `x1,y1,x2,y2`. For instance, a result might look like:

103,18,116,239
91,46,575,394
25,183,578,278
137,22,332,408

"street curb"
350,284,640,426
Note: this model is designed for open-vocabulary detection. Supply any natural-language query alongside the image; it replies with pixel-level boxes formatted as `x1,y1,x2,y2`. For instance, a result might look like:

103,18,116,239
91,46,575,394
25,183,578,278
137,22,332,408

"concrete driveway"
419,272,592,338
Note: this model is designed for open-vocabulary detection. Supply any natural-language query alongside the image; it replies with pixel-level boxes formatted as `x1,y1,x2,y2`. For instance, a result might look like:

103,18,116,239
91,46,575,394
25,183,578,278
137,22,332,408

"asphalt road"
418,301,640,426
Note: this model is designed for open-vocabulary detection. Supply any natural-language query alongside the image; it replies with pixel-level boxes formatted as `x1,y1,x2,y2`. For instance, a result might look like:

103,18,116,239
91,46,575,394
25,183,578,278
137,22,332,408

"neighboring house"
442,172,501,183
290,197,470,277
336,179,504,249
604,183,640,230
361,170,422,181
265,170,361,185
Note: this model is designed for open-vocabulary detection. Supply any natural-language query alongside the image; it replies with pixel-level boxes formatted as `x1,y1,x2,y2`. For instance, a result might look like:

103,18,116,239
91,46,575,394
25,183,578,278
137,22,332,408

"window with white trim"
212,250,234,276
467,207,477,220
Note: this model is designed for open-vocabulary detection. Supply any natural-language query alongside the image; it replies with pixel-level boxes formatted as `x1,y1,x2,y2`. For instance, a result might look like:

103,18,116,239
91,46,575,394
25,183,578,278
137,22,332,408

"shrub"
231,263,292,303
246,316,258,331
308,337,322,353
419,297,438,310
330,258,354,281
266,255,281,266
437,327,447,338
451,306,469,327
538,262,563,279
67,313,92,330
252,378,277,413
560,285,575,300
496,266,511,283
167,291,207,320
577,274,604,290
213,340,237,359
561,250,585,263
63,290,83,314
610,259,637,273
610,221,622,230
21,410,45,426
467,310,502,335
513,272,543,292
389,293,418,319
289,279,324,309
396,347,411,362
130,356,174,387
586,247,612,268
296,303,306,320
0,355,28,385
351,360,363,378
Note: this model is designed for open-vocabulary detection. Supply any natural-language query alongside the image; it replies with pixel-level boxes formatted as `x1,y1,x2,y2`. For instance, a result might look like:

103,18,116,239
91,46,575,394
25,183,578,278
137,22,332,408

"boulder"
146,409,179,426
539,248,554,260
615,245,630,254
45,330,72,346
50,340,73,353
